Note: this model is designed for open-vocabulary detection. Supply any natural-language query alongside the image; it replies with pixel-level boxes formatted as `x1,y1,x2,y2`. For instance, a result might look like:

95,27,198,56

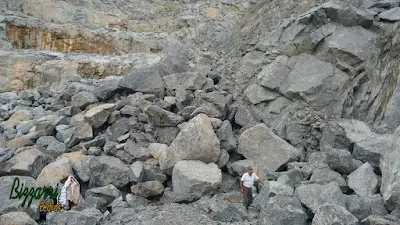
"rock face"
160,114,220,172
238,123,300,172
172,160,222,197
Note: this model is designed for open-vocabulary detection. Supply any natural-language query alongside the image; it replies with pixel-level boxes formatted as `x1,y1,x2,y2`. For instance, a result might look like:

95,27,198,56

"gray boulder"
131,181,165,198
160,187,200,204
310,167,347,191
36,136,67,158
109,196,128,211
148,143,167,160
84,103,115,129
346,195,388,221
71,91,98,109
0,212,38,225
0,148,48,178
154,127,180,144
158,38,190,77
326,148,363,174
0,148,14,163
348,163,378,196
84,184,121,211
46,208,102,225
143,105,184,127
160,114,220,172
244,84,280,104
227,159,255,176
172,160,221,197
72,156,92,183
312,204,359,225
294,182,346,213
380,137,400,211
266,181,294,197
320,119,374,152
360,215,400,225
163,72,206,91
130,161,144,183
119,66,165,97
353,134,393,168
257,196,308,225
234,105,259,126
378,7,400,21
238,123,300,172
142,163,167,183
217,149,230,168
217,120,237,152
125,194,150,208
0,176,40,220
94,77,121,101
88,156,133,188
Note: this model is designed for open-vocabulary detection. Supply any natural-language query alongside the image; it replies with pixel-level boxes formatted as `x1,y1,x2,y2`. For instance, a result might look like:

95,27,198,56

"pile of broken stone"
0,66,399,225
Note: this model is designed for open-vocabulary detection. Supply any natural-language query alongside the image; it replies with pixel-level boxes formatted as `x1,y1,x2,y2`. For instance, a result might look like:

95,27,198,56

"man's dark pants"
243,186,253,209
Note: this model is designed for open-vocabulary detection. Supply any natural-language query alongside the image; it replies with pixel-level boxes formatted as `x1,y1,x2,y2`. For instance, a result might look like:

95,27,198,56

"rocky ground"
0,0,400,225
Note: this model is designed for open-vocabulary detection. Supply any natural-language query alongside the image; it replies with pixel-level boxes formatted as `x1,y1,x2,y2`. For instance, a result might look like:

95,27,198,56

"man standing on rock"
240,167,264,209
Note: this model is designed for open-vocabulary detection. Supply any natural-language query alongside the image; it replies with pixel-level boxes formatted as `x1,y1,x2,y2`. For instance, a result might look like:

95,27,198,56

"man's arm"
257,178,264,185
240,180,244,193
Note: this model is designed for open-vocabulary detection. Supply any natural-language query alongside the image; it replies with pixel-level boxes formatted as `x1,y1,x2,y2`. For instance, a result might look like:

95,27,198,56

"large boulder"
88,156,134,188
0,148,48,178
348,162,378,197
294,182,346,213
345,195,388,221
172,160,221,197
36,157,71,187
320,119,374,151
46,208,102,225
84,103,115,129
312,204,359,225
71,91,98,109
35,136,67,158
244,84,280,104
158,38,190,77
257,196,308,225
0,212,38,225
217,120,237,152
0,176,40,220
326,148,363,174
380,136,400,211
378,7,400,21
353,134,394,168
119,66,165,97
238,123,300,172
159,114,220,172
143,105,184,127
84,184,121,211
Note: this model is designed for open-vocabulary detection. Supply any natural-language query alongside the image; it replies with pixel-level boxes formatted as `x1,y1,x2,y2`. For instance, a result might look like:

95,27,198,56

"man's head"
247,167,253,176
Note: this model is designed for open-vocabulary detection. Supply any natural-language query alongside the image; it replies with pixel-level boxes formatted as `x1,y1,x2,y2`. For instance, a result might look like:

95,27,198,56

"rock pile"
0,0,400,224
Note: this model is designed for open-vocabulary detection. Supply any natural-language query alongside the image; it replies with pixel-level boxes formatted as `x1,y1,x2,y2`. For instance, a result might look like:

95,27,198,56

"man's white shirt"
241,172,259,188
